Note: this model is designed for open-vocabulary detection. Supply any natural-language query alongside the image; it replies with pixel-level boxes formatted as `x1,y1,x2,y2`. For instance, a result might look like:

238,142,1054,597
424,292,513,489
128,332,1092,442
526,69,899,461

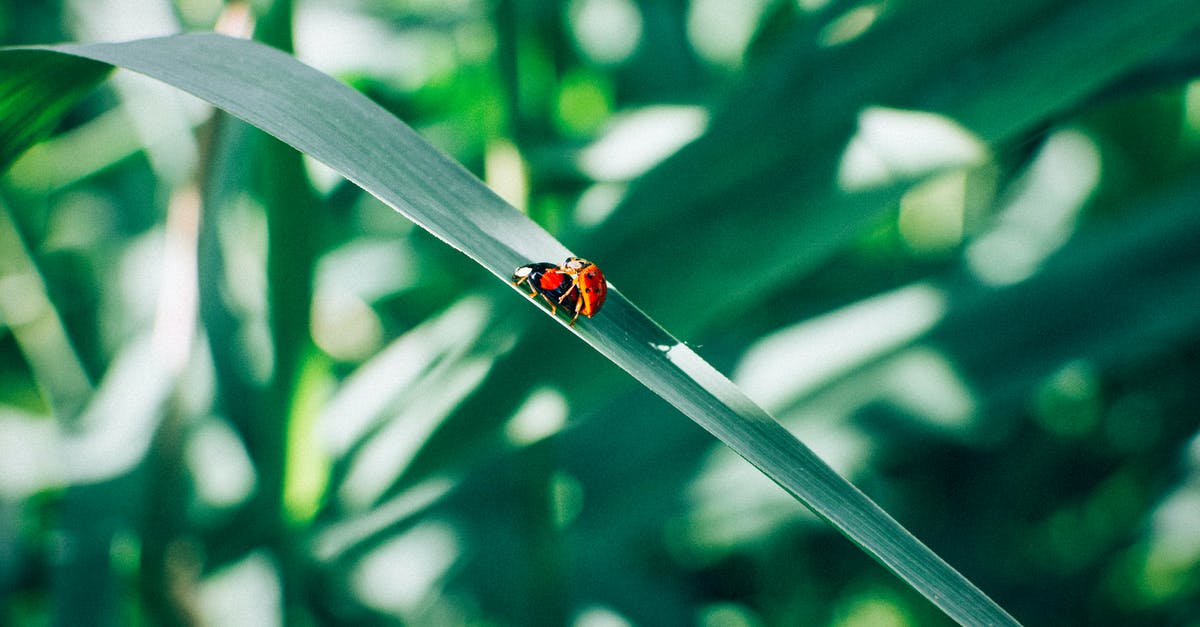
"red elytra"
560,257,607,320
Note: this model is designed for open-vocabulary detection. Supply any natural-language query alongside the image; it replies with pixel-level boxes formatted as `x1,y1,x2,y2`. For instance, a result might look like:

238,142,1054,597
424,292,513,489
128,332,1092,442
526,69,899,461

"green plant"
3,2,1200,625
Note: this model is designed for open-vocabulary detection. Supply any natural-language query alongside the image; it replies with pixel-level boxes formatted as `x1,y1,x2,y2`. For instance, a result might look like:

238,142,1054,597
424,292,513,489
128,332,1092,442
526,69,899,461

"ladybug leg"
557,282,578,304
567,298,583,326
514,278,556,312
518,282,539,300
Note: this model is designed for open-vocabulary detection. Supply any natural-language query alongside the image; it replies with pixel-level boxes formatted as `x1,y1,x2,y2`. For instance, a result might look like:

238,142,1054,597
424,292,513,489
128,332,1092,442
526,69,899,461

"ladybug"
512,262,578,316
512,257,607,326
560,257,607,324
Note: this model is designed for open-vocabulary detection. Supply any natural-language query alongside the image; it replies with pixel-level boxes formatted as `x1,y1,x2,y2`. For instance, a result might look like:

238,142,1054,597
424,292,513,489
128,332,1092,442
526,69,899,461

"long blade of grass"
0,33,1017,623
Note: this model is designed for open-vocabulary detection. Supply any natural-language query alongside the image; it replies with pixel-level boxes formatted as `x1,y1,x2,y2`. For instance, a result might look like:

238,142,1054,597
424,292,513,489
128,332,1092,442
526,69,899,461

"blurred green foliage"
2,0,1200,625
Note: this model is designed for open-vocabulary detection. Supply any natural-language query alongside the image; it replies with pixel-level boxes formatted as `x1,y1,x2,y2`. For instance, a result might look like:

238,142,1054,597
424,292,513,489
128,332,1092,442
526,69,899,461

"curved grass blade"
0,34,1018,624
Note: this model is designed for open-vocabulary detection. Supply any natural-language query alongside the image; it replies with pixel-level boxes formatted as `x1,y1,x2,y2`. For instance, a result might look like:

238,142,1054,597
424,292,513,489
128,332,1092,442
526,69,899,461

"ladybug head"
563,257,592,272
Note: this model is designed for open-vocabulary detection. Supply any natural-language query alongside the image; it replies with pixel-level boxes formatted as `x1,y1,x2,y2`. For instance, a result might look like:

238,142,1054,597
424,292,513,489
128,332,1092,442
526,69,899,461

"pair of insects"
512,257,607,325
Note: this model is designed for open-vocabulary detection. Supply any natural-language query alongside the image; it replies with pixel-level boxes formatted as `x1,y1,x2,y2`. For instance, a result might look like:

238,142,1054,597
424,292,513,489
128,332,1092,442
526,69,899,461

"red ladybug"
512,257,607,326
560,257,607,324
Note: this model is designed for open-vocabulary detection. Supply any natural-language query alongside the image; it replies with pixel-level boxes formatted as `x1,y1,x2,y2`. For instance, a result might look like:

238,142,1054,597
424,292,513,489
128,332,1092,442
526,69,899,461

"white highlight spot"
577,106,708,181
569,0,643,64
186,419,256,509
687,0,771,67
838,107,988,191
505,387,570,446
352,522,459,617
199,552,282,627
733,283,948,411
966,129,1101,285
